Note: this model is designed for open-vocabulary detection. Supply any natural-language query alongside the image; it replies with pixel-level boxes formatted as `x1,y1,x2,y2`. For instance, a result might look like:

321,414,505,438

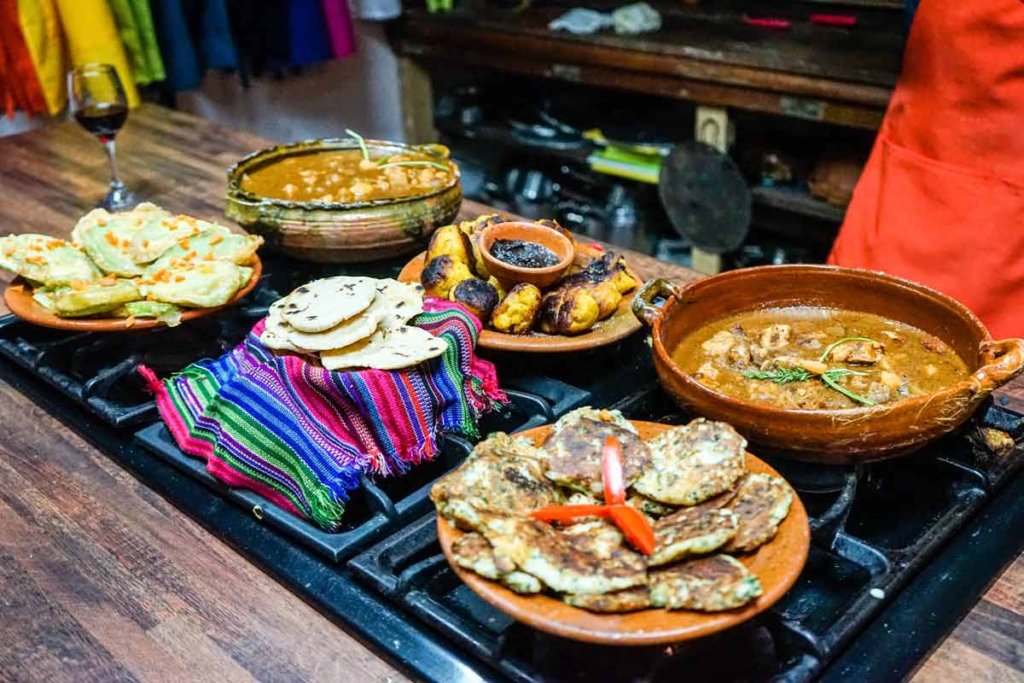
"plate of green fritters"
1,203,262,331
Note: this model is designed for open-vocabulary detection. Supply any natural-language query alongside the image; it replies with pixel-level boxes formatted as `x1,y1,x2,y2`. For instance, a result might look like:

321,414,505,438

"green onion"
821,369,876,406
345,128,369,161
819,336,880,363
377,160,449,171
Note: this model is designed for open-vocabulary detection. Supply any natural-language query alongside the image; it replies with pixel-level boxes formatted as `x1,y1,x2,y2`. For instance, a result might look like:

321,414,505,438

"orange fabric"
0,0,48,117
828,0,1024,338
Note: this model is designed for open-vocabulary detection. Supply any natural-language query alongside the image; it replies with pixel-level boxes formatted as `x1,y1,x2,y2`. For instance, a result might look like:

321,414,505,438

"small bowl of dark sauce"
479,222,574,288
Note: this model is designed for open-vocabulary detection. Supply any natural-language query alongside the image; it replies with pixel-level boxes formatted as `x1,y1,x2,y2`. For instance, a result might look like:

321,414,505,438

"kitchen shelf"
436,119,594,164
751,185,847,223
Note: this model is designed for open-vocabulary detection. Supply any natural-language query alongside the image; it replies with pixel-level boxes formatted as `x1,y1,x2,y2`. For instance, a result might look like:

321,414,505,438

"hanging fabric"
52,0,140,106
149,0,200,92
14,0,62,114
289,0,332,66
107,0,166,85
0,0,48,117
149,0,238,92
226,0,290,82
321,0,356,59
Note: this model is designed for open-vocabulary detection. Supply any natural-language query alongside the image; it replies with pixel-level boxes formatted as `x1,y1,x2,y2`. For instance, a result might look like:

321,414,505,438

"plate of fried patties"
431,408,810,645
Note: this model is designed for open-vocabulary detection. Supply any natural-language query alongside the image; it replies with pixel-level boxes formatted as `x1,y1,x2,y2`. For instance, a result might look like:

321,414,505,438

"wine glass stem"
103,139,124,189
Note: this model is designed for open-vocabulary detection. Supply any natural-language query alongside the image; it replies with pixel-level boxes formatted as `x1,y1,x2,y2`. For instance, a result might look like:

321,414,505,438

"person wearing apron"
828,0,1024,338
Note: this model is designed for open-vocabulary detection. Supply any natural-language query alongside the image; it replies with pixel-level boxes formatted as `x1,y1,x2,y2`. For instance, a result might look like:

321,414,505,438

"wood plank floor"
913,553,1024,682
0,378,407,683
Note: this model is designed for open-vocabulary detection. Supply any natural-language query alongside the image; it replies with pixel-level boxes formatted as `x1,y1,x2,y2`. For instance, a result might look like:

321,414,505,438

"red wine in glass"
74,102,128,142
68,64,138,210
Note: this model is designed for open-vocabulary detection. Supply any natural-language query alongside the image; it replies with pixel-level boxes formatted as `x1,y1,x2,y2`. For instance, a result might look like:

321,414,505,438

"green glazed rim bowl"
225,138,462,263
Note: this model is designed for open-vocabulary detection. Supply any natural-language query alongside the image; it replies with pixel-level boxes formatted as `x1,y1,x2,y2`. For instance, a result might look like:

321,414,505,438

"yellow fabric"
45,0,141,108
17,0,66,114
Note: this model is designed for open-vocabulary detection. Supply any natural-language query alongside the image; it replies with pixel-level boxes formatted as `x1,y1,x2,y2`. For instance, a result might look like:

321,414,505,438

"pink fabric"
321,0,356,58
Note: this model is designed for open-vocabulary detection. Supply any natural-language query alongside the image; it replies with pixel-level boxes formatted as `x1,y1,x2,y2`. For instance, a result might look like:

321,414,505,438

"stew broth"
241,149,452,203
672,307,970,410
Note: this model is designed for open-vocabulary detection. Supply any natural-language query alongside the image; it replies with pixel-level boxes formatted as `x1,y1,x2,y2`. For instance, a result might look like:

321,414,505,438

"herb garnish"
345,129,370,161
376,160,449,171
819,336,880,363
743,365,876,406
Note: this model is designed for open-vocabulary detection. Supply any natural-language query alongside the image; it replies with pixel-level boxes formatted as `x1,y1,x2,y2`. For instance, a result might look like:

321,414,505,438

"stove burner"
769,459,856,494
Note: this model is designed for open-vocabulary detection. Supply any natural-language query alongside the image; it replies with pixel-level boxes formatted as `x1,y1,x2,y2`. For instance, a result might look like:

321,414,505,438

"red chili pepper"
530,504,611,523
601,435,626,505
608,504,656,556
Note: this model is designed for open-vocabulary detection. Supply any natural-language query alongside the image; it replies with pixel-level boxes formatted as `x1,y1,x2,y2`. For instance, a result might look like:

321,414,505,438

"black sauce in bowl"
490,239,560,269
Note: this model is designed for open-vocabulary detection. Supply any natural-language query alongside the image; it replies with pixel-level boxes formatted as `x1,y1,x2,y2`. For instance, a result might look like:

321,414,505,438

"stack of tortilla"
261,276,449,371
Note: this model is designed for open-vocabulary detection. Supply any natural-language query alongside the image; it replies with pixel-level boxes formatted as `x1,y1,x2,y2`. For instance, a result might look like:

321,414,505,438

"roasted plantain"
491,283,542,334
450,278,500,322
421,254,474,299
537,288,601,335
589,280,624,318
459,213,507,236
487,275,507,300
426,223,474,266
469,231,490,279
535,218,575,246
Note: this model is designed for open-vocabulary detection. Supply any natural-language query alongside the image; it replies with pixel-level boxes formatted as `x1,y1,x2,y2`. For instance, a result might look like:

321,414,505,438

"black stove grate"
0,287,278,427
3,250,1024,682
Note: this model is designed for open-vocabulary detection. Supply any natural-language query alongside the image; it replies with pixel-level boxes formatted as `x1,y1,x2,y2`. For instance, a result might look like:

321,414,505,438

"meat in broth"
241,149,452,203
672,307,970,410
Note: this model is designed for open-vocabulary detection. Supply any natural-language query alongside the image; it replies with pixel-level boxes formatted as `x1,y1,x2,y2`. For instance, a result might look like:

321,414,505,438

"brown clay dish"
633,265,1024,463
436,420,811,646
225,139,462,263
398,253,647,352
3,256,262,332
478,222,574,289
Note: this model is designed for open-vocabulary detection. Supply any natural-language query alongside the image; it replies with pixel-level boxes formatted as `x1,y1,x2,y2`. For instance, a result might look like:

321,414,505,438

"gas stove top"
1,254,1022,682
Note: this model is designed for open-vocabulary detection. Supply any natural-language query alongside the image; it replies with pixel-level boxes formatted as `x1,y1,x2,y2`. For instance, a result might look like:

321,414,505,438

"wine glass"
68,63,138,211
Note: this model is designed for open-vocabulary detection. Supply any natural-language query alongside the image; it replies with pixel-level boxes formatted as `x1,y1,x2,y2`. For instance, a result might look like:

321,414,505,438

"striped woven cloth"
139,298,506,531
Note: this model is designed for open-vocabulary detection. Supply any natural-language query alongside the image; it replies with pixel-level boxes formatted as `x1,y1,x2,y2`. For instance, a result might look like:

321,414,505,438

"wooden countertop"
0,104,1020,680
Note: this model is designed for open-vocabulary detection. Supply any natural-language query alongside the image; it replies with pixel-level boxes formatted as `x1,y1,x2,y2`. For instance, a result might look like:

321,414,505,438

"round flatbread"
370,278,425,329
282,276,376,333
287,310,379,352
321,326,448,371
261,310,303,352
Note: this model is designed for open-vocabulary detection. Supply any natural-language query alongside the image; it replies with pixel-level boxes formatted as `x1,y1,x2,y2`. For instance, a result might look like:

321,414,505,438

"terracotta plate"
3,256,262,332
398,252,646,352
436,420,811,646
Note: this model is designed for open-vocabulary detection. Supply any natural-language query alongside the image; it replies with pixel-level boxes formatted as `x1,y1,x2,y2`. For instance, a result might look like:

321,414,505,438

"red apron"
828,0,1024,338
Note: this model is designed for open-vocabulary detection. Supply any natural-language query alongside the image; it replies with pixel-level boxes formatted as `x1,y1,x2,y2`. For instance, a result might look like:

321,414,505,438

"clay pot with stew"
632,265,1024,463
226,138,461,263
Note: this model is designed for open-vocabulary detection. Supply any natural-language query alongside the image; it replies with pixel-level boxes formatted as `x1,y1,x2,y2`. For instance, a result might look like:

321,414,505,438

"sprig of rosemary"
819,336,880,363
345,128,370,161
742,367,812,384
743,366,876,406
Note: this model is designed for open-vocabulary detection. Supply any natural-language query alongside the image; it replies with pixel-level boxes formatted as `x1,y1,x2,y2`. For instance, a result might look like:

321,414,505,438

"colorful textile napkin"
140,299,506,531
